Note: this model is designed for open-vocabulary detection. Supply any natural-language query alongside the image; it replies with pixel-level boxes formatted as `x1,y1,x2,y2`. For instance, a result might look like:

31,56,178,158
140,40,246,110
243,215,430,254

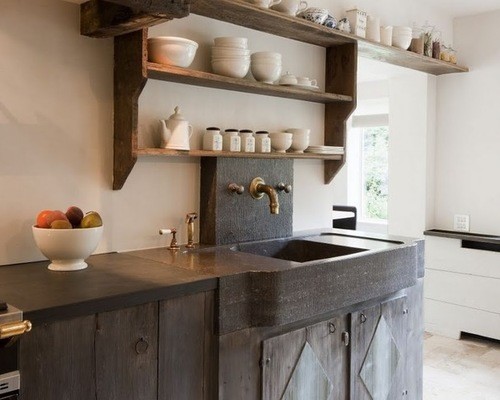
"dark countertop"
424,229,500,244
0,229,423,327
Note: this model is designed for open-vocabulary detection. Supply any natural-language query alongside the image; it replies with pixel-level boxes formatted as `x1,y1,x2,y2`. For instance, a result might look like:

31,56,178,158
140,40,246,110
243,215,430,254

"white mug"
366,16,380,42
271,0,307,16
247,0,281,9
380,26,393,46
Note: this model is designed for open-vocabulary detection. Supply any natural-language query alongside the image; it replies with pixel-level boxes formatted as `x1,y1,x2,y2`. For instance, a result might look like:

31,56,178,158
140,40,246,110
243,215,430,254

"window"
348,114,389,226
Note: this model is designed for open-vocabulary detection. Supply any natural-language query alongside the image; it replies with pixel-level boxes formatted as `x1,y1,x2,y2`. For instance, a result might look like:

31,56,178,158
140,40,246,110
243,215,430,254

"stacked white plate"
211,37,250,78
304,145,345,155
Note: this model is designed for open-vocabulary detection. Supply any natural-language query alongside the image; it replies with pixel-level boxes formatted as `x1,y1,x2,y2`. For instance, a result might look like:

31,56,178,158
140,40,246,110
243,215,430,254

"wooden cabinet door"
262,315,349,400
350,296,408,400
19,315,96,400
95,302,159,400
158,291,215,400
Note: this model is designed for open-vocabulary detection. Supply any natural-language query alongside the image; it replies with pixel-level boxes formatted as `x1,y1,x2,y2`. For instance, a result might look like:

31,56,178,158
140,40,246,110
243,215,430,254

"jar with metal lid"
203,127,223,151
223,129,241,152
239,129,255,153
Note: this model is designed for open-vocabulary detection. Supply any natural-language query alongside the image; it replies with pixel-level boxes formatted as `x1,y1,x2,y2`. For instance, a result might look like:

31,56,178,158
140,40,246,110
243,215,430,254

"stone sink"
216,231,422,334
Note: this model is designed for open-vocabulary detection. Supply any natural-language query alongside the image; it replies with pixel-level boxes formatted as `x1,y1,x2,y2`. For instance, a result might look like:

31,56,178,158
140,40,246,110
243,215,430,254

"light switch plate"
454,214,470,232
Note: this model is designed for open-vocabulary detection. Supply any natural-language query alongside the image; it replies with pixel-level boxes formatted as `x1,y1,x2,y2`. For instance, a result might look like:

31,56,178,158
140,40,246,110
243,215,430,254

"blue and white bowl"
298,7,329,25
323,14,337,29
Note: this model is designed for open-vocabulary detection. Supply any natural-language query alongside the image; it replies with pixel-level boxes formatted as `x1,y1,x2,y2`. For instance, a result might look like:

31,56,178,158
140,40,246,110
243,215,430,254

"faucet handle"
277,182,292,193
228,183,245,195
159,228,180,250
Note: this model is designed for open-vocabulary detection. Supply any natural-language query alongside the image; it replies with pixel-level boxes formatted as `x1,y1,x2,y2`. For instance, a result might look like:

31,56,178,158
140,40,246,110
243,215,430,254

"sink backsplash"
200,158,293,245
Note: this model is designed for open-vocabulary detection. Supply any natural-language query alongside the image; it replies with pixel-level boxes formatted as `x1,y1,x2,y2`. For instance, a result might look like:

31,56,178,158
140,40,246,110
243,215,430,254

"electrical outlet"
454,214,470,232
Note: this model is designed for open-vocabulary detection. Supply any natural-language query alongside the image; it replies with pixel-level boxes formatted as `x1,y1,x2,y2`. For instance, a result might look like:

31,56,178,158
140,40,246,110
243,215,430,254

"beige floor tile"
423,333,500,400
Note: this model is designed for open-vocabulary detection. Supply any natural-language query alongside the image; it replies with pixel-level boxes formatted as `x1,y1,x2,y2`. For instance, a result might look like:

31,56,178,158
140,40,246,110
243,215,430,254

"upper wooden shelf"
190,0,468,76
147,63,352,103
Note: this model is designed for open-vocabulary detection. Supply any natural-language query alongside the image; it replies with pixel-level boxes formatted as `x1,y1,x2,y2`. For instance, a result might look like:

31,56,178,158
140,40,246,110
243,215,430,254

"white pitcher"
160,106,193,150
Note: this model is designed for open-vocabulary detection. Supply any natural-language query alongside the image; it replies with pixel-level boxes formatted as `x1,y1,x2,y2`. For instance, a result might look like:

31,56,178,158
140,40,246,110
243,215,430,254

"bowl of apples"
32,206,103,271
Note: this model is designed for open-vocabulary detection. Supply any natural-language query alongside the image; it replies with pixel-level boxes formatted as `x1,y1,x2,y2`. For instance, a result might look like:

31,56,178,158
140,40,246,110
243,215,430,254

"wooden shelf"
147,63,352,103
190,0,468,76
137,148,343,160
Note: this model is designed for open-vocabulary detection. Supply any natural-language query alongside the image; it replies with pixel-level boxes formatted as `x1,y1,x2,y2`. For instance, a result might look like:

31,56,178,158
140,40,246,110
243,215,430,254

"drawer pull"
0,320,32,340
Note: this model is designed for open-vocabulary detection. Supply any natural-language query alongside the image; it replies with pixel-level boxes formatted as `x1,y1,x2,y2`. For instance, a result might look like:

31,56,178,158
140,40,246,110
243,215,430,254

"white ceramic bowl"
392,34,412,50
212,59,250,78
251,51,282,61
147,36,198,67
32,226,103,271
269,132,293,153
393,26,412,33
251,61,282,83
286,128,311,153
214,37,248,49
212,47,251,57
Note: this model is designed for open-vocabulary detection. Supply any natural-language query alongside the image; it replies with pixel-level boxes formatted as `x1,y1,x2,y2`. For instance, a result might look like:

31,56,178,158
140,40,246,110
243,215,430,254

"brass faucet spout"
249,177,280,215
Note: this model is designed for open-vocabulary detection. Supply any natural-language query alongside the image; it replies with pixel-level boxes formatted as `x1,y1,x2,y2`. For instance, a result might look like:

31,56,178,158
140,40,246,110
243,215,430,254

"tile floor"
423,332,500,399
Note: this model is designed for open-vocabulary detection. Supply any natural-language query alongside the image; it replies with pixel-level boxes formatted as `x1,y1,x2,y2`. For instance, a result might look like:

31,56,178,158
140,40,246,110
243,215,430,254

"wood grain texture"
81,0,168,38
147,63,352,103
218,328,262,400
158,292,208,400
324,43,357,184
19,315,96,400
113,29,147,189
262,327,307,400
95,302,159,400
104,0,190,15
137,148,342,160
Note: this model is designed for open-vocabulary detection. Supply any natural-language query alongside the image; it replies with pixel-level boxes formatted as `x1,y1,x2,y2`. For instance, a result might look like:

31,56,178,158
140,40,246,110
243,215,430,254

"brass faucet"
249,177,279,214
185,212,198,248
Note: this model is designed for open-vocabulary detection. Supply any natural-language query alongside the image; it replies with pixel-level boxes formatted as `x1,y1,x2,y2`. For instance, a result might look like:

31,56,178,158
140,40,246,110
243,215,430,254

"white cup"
247,0,281,9
285,128,310,153
296,77,317,86
366,16,380,42
271,0,307,16
380,26,393,46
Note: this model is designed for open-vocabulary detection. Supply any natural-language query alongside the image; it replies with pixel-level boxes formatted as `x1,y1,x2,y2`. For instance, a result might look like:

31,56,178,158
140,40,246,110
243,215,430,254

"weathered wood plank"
19,315,96,400
95,302,158,400
158,292,207,400
113,29,147,189
324,42,357,184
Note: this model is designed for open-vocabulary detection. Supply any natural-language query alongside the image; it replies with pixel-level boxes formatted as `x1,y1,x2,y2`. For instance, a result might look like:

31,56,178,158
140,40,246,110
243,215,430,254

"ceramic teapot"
160,106,193,150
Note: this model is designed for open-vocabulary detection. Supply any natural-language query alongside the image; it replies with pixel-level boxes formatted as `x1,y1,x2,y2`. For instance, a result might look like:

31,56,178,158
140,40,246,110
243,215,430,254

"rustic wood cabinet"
19,292,215,400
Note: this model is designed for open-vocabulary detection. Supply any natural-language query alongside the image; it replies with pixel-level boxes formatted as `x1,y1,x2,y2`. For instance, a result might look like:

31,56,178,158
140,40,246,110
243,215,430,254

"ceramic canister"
223,129,241,152
239,130,255,153
255,131,271,153
203,127,223,151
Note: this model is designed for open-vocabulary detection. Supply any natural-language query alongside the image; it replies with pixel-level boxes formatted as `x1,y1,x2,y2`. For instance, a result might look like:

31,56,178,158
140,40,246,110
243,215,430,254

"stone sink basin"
217,231,423,334
231,238,368,263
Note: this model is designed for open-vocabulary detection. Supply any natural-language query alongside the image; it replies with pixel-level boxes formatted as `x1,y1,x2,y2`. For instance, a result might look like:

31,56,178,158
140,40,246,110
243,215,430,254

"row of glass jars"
203,127,271,153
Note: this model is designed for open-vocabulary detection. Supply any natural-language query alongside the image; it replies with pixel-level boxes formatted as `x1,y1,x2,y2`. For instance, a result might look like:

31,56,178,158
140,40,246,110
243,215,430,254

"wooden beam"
104,0,190,15
113,29,148,190
81,0,189,38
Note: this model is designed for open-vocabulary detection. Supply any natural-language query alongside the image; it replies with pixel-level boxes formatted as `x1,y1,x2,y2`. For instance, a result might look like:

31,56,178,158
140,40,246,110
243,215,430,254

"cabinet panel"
351,296,408,400
262,316,348,400
95,302,158,400
158,292,214,400
19,315,96,400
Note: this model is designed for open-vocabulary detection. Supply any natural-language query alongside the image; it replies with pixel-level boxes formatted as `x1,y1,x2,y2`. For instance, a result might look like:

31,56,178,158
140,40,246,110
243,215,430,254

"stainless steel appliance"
0,302,32,399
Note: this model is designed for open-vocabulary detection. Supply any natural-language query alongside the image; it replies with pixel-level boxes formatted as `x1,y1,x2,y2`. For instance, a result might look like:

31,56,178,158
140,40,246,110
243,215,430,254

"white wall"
434,10,500,234
0,0,452,266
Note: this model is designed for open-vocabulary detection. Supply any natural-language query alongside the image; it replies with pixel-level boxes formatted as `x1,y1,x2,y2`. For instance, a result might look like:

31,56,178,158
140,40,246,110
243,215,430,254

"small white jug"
160,106,193,150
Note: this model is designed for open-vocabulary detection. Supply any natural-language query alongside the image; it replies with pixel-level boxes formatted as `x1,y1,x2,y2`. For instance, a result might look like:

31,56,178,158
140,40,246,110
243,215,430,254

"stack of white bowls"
250,52,282,84
211,37,250,79
392,26,412,50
